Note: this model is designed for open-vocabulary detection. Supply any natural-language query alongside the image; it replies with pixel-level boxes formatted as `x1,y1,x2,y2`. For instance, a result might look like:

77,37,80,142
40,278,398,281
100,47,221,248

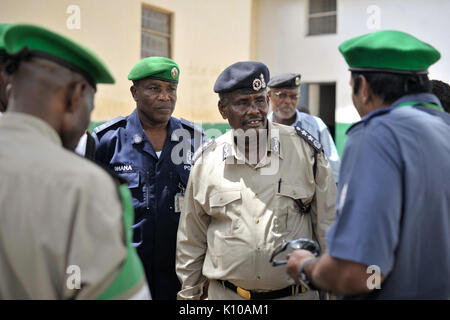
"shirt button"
255,219,260,224
256,247,260,251
256,276,261,280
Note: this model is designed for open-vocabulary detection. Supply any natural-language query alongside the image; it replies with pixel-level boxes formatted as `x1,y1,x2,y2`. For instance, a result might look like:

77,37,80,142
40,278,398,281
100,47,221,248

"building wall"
256,0,450,154
0,0,255,123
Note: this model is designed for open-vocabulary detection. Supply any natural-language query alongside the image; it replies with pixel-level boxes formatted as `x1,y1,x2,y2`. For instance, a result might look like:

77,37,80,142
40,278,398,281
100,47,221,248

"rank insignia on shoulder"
180,118,205,135
222,143,232,161
192,139,215,165
270,137,280,155
93,116,126,135
295,125,323,153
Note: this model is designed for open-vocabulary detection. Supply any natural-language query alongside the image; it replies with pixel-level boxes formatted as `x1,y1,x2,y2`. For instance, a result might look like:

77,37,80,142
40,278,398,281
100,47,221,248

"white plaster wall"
257,0,450,123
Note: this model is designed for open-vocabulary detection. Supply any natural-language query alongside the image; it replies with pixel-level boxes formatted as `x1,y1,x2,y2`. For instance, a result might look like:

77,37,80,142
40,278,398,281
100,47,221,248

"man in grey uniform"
0,24,149,299
268,73,340,182
176,61,336,300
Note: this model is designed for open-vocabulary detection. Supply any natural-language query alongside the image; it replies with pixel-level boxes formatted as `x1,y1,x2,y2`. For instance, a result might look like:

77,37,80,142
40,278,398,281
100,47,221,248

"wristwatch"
298,258,317,290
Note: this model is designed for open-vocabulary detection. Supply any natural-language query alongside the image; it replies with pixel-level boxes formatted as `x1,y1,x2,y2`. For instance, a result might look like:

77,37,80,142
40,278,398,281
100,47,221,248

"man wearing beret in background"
268,73,340,183
93,56,203,300
286,30,450,299
176,61,336,300
0,23,12,114
0,24,149,299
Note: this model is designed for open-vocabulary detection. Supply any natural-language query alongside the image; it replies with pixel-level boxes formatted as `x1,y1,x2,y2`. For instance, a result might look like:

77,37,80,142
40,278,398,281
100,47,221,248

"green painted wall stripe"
96,185,145,300
335,122,354,157
90,120,353,157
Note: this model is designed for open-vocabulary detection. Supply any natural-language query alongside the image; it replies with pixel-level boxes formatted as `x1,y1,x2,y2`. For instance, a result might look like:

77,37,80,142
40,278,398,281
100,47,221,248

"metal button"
255,219,260,224
256,276,261,280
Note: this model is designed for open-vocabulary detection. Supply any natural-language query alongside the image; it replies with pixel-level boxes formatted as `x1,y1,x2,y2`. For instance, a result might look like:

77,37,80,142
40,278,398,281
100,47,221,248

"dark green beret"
3,24,114,86
0,24,12,55
339,30,441,74
128,56,179,82
268,73,301,88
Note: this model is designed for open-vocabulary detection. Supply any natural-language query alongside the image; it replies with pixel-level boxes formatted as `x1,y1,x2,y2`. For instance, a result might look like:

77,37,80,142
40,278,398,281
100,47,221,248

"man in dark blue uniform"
286,30,450,299
93,56,203,300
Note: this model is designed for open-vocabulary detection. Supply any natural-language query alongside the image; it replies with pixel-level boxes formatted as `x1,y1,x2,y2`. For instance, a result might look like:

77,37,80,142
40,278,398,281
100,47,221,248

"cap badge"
253,78,262,91
171,67,178,79
253,73,266,91
295,76,301,86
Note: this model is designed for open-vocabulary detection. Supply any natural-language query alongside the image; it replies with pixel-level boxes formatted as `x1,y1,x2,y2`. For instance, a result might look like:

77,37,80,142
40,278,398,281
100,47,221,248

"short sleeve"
326,125,403,276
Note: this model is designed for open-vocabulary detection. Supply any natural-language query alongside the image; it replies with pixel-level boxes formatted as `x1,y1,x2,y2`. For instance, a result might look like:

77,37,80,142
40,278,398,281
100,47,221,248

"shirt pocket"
273,184,314,236
209,189,242,235
118,172,142,207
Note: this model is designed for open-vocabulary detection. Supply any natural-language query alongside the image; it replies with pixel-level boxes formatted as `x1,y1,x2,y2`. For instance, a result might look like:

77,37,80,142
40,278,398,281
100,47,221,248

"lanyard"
395,101,444,112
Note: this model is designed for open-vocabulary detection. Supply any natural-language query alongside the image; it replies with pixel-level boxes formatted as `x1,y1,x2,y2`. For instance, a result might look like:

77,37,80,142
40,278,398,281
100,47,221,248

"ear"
359,75,371,104
218,100,228,120
130,85,138,102
65,81,85,114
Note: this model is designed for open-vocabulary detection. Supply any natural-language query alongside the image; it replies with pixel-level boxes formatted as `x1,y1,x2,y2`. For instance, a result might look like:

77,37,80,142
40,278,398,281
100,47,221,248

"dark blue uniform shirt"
326,93,450,299
93,109,203,300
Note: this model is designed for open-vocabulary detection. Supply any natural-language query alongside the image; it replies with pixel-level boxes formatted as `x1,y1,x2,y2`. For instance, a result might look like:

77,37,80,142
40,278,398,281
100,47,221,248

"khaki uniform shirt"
176,122,337,299
0,113,146,299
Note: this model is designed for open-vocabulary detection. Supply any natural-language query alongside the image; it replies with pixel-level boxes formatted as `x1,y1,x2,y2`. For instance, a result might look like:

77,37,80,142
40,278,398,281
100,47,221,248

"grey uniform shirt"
176,121,337,299
0,112,133,299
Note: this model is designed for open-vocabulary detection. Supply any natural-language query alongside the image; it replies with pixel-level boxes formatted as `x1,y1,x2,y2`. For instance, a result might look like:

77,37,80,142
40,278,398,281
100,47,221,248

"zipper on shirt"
146,170,150,210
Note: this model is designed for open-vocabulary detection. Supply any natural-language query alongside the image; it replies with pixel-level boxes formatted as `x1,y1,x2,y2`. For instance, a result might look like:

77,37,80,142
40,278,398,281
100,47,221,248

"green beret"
0,24,12,55
128,56,179,82
3,24,114,86
339,30,441,74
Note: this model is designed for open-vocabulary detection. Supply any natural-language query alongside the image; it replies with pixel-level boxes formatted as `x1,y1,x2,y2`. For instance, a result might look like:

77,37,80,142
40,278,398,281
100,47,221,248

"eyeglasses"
274,92,299,101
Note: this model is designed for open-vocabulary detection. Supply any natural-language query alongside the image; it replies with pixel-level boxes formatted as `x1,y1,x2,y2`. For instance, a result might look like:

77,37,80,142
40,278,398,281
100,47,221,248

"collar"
1,112,62,146
267,109,302,126
348,93,442,134
127,109,181,144
362,93,442,122
222,121,283,167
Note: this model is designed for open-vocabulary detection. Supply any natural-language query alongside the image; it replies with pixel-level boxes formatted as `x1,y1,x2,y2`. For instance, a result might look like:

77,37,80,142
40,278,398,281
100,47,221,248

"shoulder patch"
192,139,215,165
180,118,205,135
294,125,323,153
94,116,126,135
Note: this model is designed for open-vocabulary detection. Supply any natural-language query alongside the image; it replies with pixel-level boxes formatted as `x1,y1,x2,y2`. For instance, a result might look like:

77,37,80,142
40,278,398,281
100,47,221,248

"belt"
221,280,307,300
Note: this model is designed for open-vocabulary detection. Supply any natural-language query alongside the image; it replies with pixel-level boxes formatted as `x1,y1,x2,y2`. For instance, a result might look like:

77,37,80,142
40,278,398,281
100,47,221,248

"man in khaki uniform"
0,24,149,299
176,61,337,300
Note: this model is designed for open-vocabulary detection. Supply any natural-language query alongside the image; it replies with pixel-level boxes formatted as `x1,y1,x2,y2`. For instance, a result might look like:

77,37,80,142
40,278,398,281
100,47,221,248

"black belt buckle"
222,281,307,299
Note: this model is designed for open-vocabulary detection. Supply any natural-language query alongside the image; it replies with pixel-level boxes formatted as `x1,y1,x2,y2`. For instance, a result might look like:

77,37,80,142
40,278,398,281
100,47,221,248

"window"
298,82,336,139
308,0,337,36
141,6,171,58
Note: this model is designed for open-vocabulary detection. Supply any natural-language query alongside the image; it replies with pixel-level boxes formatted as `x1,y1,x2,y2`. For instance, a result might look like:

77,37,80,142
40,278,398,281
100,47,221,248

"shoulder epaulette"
180,118,205,135
192,139,215,165
294,124,323,153
94,116,126,135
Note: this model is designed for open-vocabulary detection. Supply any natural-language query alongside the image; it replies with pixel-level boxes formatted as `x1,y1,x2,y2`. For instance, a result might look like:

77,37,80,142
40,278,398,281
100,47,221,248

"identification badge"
174,193,185,213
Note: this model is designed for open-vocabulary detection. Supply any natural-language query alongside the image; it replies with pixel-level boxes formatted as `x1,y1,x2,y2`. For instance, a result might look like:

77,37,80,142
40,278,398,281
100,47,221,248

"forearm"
290,252,378,296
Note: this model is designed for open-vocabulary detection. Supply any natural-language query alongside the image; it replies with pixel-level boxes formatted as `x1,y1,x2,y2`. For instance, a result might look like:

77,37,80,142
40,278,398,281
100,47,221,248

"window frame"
141,3,174,58
306,0,337,36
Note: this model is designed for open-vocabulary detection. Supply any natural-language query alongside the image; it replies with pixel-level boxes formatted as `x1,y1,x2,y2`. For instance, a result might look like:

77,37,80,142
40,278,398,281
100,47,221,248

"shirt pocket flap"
120,172,140,189
209,190,242,208
277,183,314,200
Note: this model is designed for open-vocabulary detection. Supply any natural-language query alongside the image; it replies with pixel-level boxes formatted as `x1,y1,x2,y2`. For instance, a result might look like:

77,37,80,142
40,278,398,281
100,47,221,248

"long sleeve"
175,167,211,299
310,151,337,253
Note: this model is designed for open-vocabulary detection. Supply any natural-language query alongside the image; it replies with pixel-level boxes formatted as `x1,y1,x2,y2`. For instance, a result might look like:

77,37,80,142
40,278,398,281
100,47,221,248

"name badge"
174,193,185,213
